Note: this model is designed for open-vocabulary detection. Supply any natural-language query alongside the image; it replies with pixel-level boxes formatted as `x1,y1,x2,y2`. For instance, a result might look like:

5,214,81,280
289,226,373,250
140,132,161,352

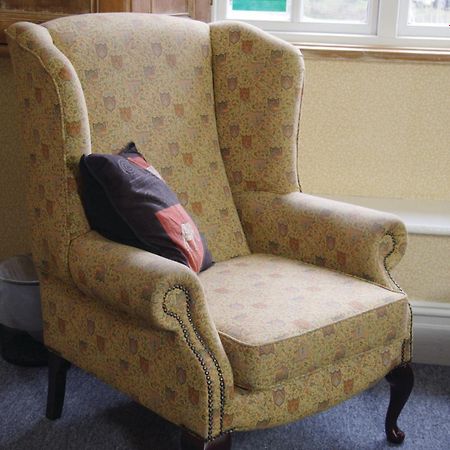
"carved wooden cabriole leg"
180,431,232,450
385,363,414,444
46,350,71,420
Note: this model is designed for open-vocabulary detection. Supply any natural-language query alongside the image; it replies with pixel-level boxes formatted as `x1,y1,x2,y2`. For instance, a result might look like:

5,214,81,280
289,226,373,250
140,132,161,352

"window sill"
296,43,450,64
320,195,450,236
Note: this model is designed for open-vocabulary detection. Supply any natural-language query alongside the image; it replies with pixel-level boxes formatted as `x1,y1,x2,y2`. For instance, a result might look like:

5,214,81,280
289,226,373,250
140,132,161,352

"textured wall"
0,57,29,261
392,234,450,303
298,58,450,201
393,234,450,303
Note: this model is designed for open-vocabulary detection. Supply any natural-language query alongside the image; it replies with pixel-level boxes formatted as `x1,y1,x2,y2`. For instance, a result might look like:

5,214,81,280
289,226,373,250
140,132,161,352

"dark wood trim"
189,0,211,23
97,0,131,12
130,0,151,13
0,10,68,45
0,0,210,51
0,44,9,57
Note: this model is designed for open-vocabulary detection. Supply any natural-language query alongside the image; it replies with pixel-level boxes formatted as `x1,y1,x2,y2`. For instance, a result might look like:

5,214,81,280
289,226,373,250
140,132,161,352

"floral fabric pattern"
236,191,408,291
7,16,411,441
211,21,305,196
6,22,91,282
44,14,249,263
40,274,229,439
228,337,407,431
200,254,409,390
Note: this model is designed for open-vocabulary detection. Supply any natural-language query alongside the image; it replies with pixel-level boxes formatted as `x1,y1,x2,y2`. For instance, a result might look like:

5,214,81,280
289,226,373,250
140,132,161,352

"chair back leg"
46,350,71,420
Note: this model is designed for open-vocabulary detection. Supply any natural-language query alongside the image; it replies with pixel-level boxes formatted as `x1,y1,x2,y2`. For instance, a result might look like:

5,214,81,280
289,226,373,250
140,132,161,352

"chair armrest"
237,191,407,291
68,230,233,386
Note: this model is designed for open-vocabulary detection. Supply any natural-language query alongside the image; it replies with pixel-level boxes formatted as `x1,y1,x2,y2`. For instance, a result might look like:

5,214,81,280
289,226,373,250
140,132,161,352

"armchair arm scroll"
69,230,230,352
70,232,201,329
237,191,407,292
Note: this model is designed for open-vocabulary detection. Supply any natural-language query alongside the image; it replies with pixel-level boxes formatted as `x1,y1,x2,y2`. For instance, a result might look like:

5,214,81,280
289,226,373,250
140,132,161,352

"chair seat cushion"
199,254,409,390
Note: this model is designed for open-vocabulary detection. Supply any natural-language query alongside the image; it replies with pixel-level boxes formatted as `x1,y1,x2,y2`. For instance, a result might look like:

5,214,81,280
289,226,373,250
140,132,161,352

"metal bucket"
0,255,42,340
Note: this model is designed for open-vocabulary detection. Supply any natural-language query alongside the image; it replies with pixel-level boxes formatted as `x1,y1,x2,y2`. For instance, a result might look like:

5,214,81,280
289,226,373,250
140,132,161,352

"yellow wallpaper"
298,58,450,201
0,57,29,260
393,234,450,303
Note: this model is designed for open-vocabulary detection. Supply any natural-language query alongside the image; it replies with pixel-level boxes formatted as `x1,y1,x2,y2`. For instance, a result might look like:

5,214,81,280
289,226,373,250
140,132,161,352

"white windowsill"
319,195,450,236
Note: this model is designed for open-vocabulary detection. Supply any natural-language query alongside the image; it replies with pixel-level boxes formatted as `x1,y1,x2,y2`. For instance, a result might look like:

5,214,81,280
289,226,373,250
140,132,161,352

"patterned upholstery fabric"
6,22,91,282
40,270,408,435
8,14,249,270
44,14,249,263
227,337,408,431
200,254,409,390
236,191,408,291
7,15,411,442
40,272,231,439
210,21,304,196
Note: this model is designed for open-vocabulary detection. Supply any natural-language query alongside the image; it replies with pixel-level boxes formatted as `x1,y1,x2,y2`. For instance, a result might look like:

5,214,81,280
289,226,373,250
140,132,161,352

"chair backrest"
7,14,249,281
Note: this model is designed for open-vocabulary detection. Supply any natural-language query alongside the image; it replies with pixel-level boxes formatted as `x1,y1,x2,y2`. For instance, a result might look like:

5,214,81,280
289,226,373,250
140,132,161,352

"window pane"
231,0,287,13
302,0,370,22
408,0,450,25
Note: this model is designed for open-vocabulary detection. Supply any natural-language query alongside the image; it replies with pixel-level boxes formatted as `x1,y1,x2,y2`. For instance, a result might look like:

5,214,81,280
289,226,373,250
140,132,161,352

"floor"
0,360,449,450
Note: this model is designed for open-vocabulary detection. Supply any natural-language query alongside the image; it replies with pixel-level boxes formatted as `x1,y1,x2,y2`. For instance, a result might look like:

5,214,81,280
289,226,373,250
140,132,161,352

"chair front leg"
385,363,414,444
46,350,71,420
180,430,232,450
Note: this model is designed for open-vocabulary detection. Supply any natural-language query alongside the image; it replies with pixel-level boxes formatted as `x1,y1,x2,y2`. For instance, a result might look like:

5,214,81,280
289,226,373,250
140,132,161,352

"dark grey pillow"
79,142,213,273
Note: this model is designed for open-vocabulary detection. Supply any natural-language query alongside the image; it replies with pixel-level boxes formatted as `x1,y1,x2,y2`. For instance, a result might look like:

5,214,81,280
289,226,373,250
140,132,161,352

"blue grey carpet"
0,360,449,450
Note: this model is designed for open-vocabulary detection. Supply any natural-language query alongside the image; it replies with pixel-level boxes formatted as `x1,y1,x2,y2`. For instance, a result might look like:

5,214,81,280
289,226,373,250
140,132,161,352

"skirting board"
410,300,450,366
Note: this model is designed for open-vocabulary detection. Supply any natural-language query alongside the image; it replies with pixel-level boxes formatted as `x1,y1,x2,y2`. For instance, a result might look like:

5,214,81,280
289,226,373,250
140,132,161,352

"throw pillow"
79,142,213,273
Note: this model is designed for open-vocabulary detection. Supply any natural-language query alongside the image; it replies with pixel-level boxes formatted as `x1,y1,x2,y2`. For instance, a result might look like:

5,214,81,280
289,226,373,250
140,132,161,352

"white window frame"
398,0,450,38
222,0,379,35
214,0,450,49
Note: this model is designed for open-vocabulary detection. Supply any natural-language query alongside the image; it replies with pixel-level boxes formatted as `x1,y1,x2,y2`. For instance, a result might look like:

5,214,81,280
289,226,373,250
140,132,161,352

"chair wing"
6,22,91,283
211,21,305,196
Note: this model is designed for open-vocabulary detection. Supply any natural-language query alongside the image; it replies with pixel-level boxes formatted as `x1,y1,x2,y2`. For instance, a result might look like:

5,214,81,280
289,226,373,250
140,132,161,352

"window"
214,0,450,48
398,0,450,37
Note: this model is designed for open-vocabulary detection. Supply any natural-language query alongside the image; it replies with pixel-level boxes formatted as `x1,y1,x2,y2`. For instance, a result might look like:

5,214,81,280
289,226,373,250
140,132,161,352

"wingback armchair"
7,14,413,450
